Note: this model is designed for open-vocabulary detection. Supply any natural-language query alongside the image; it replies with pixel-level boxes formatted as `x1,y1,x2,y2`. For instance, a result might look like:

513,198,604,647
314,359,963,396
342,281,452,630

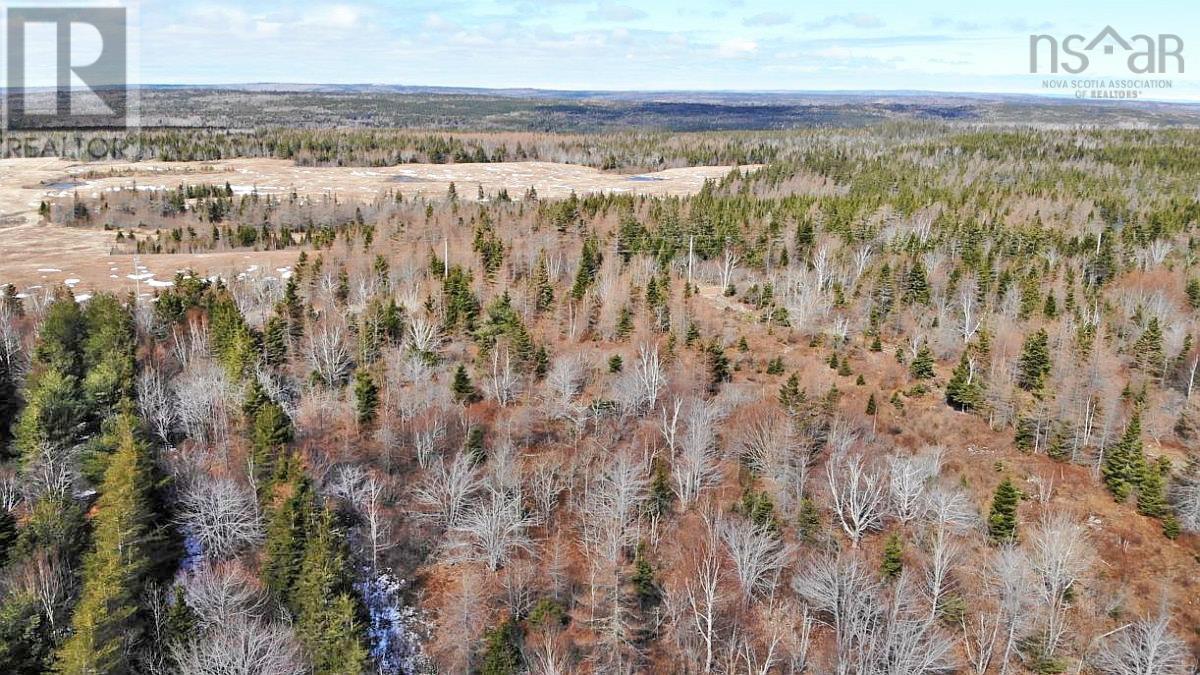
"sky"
4,0,1199,100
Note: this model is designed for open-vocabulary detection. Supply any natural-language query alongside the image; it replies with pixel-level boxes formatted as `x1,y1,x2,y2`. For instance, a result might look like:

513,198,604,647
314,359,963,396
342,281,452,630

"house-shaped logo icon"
1084,26,1132,55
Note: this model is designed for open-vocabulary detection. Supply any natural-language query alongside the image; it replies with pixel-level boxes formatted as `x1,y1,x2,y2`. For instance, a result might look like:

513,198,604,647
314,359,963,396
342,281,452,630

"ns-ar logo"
1029,26,1184,74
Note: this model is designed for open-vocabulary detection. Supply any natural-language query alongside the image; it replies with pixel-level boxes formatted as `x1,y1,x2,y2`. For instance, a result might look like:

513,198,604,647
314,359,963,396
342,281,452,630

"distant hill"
7,85,1200,130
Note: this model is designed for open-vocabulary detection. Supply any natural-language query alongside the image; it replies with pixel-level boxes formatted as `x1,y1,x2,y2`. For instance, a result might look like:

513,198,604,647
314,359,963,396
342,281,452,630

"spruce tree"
987,477,1020,543
291,508,369,674
631,543,661,608
946,351,983,411
1134,317,1165,377
570,235,603,300
880,534,904,580
261,457,315,599
903,261,930,305
1136,456,1169,518
262,315,289,366
251,402,293,491
1187,278,1200,310
1103,412,1144,502
778,373,804,412
54,414,154,675
479,619,522,675
909,343,935,380
533,253,555,313
706,340,730,393
354,370,379,426
451,364,480,404
1017,329,1052,392
14,367,85,463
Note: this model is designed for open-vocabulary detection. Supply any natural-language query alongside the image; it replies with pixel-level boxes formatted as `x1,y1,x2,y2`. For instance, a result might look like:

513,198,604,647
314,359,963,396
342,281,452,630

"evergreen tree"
778,373,804,413
261,457,315,598
1103,412,1145,503
354,370,379,427
34,292,86,377
909,342,935,380
706,339,730,394
533,253,555,313
987,477,1020,543
0,592,55,672
479,619,522,675
54,414,155,675
649,459,673,517
291,508,369,674
81,293,136,410
262,315,289,366
1136,456,1170,519
796,498,821,543
442,266,480,333
570,234,603,300
1017,329,1052,392
1187,277,1200,310
880,534,904,580
865,393,877,416
614,306,634,340
14,367,86,463
1134,317,1165,377
946,351,983,411
903,261,930,305
451,364,480,404
631,543,661,608
251,402,294,491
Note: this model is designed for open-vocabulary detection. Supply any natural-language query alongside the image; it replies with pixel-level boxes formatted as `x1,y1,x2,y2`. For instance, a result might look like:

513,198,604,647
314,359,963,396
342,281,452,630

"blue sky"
7,0,1200,99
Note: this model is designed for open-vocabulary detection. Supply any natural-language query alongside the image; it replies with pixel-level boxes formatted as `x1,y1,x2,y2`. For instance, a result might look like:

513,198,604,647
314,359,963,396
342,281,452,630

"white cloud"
300,4,363,30
717,38,758,58
587,3,647,22
743,12,791,28
804,13,884,30
423,13,460,33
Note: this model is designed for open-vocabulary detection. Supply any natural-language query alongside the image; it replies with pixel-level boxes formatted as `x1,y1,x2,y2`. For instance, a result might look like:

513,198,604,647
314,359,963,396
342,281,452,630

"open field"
0,158,749,294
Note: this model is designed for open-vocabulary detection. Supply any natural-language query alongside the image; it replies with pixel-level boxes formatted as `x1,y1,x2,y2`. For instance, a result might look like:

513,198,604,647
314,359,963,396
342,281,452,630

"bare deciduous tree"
306,319,352,388
792,551,880,675
177,475,263,561
683,518,726,673
485,349,521,407
1093,612,1192,675
720,518,787,600
581,450,648,565
412,452,480,529
1030,512,1094,663
180,562,270,626
826,452,887,547
447,488,535,571
888,448,942,524
137,367,177,446
739,409,810,513
1169,473,1200,533
614,343,665,415
673,399,723,508
171,615,306,675
329,465,394,571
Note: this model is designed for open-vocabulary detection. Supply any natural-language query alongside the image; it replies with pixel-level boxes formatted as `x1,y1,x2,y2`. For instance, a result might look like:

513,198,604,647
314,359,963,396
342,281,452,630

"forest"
2,123,1199,674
